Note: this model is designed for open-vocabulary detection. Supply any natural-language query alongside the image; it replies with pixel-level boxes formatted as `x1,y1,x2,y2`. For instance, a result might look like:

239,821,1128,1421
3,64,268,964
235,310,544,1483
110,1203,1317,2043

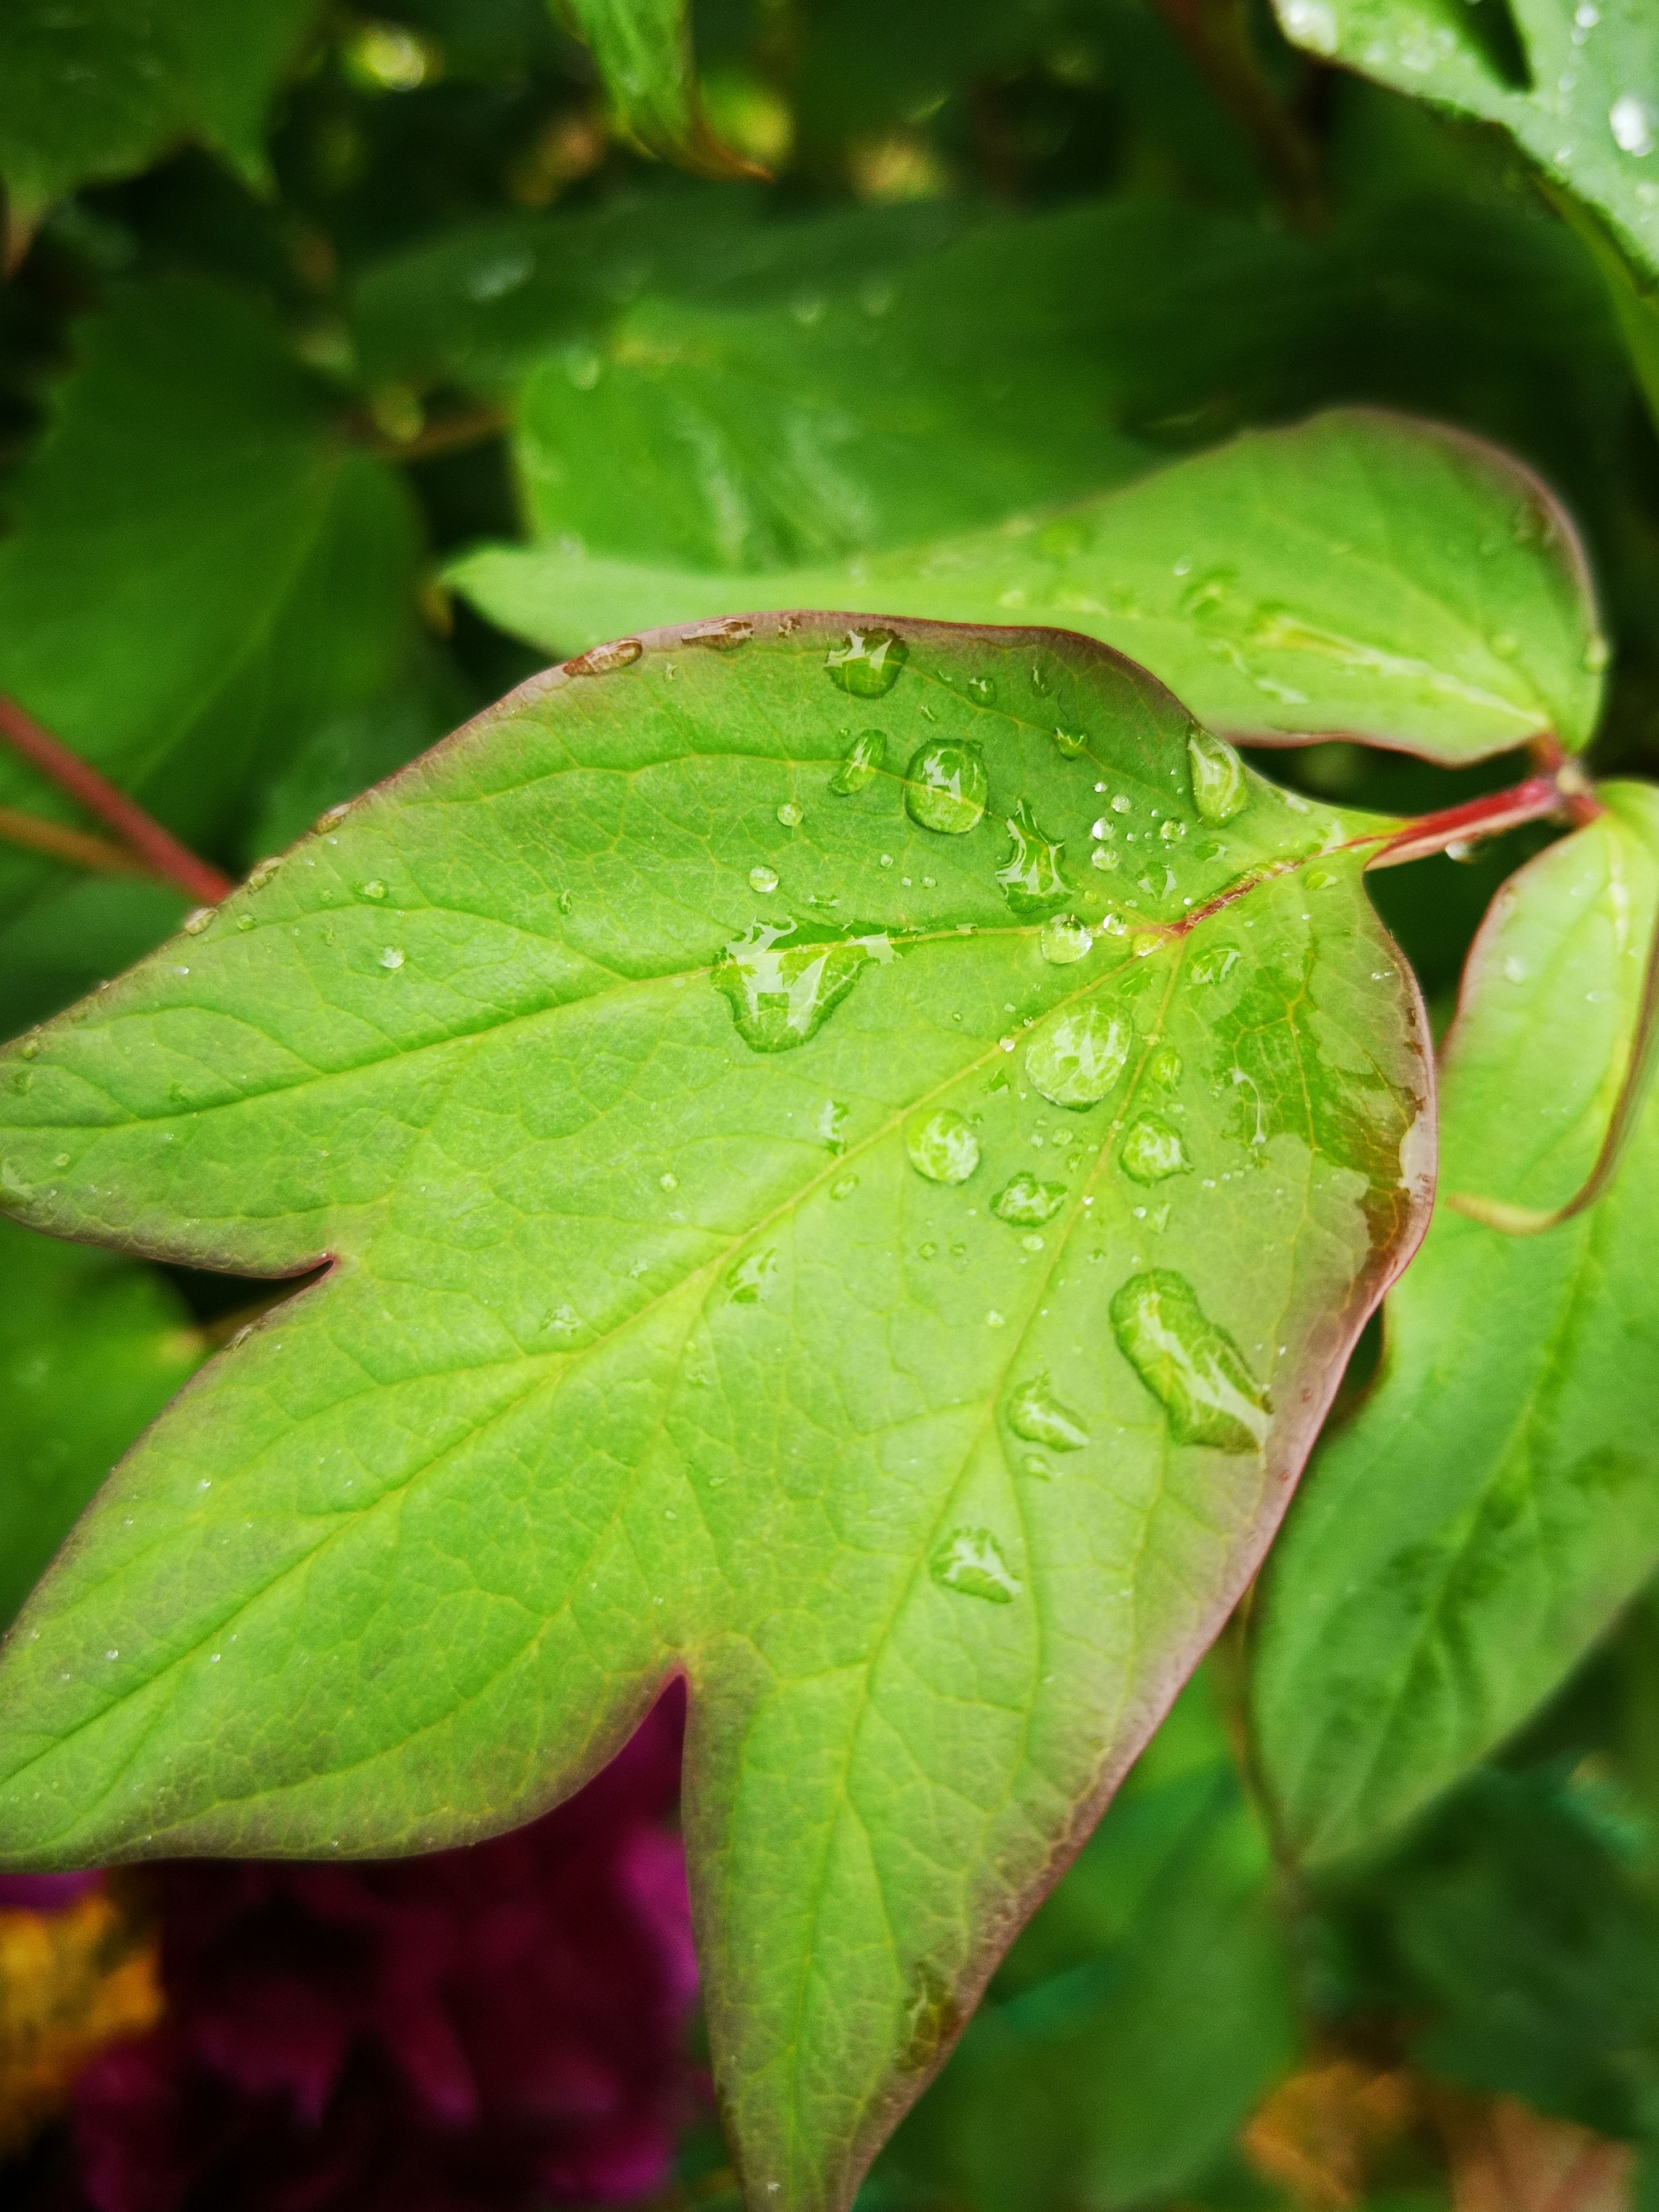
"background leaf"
1253,782,1659,1864
0,613,1428,2209
0,1219,201,1633
559,0,761,178
451,409,1605,764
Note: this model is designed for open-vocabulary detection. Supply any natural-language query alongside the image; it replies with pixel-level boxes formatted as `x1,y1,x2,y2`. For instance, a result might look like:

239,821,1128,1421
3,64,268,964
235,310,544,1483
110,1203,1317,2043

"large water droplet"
749,864,779,894
1040,913,1093,965
1611,93,1657,157
830,729,886,794
1089,845,1120,874
1119,1115,1191,1184
826,627,908,697
563,637,643,677
727,1249,778,1303
992,1172,1066,1226
1008,1374,1090,1451
906,741,988,836
1026,1002,1131,1109
1109,1271,1270,1452
930,1527,1021,1604
1187,727,1248,824
995,798,1069,911
714,921,892,1052
1190,944,1240,986
906,1109,980,1184
1052,726,1088,758
777,801,803,826
685,617,754,651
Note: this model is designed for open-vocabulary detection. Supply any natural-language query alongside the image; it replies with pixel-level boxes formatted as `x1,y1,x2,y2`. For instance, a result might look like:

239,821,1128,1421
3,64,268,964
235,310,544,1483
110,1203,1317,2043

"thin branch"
0,693,233,905
1364,773,1588,871
1154,0,1325,228
361,401,510,465
1450,890,1659,1235
0,804,151,878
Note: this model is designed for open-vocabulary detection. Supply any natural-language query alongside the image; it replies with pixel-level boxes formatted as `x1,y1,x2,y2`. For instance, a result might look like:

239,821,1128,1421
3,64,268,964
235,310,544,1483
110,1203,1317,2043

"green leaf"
1270,0,1659,289
881,1665,1297,2211
452,409,1605,764
0,1219,201,1632
1253,782,1659,1865
559,0,763,178
0,280,421,1008
0,0,318,237
0,614,1427,2208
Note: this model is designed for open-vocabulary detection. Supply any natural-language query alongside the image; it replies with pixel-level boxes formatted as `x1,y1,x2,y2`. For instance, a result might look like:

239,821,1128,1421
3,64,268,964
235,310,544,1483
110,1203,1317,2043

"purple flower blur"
73,1690,695,2212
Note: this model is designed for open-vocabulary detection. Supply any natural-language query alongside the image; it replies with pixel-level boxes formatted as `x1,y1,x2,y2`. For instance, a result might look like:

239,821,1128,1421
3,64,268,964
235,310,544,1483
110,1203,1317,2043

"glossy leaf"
0,281,421,1031
1272,0,1659,290
560,0,761,179
0,615,1428,2209
1253,783,1659,1865
452,409,1605,764
0,1220,201,1633
0,0,316,236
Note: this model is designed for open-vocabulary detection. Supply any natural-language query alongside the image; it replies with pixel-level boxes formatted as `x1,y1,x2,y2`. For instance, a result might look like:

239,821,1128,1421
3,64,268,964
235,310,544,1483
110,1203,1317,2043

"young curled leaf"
559,0,769,180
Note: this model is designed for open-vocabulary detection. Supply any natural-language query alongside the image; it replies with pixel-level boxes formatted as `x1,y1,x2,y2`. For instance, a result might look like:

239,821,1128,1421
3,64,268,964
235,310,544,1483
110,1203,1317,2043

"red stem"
1362,772,1591,870
0,694,233,905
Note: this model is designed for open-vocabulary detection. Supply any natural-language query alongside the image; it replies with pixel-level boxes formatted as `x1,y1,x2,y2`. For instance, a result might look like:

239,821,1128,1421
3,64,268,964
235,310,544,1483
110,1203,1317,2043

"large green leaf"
880,1663,1297,2211
0,281,421,1032
0,0,317,234
1271,0,1659,289
1253,782,1659,1865
0,1219,202,1633
452,410,1605,764
0,614,1427,2208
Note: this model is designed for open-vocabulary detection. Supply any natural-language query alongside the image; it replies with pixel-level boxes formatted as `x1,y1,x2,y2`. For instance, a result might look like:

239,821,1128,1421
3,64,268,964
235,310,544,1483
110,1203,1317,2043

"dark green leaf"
1253,783,1659,1863
559,0,762,178
0,613,1427,2208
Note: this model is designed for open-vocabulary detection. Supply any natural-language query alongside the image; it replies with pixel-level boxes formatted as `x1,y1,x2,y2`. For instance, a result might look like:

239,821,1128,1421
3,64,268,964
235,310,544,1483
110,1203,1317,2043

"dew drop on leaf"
1109,1271,1270,1452
828,729,886,793
1039,913,1093,964
1119,1115,1191,1184
182,907,215,936
562,637,643,677
830,1173,859,1200
726,1250,778,1303
930,1527,1021,1603
1611,93,1657,157
777,802,802,827
1051,726,1088,758
749,865,780,894
966,675,996,704
1026,1003,1131,1109
685,617,754,651
246,857,282,891
713,922,891,1052
905,741,988,836
1007,1373,1090,1450
996,799,1069,911
1090,846,1120,872
905,1109,980,1184
378,946,405,971
360,880,387,901
659,1172,677,1190
1149,1045,1183,1088
824,627,908,697
1021,1454,1050,1478
1187,726,1248,824
1190,944,1240,985
992,1172,1067,1226
1131,932,1162,959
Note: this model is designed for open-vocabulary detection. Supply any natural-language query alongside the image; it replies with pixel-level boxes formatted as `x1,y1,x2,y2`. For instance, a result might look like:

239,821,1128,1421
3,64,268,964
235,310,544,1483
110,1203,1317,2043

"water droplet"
246,857,283,891
749,864,780,894
1149,1046,1182,1088
1109,1272,1270,1452
906,741,988,836
1111,794,1132,814
992,1172,1066,1227
906,1109,980,1184
984,1306,1005,1326
965,675,996,705
1090,846,1120,873
818,1100,850,1150
727,1249,778,1303
831,1173,860,1200
1040,913,1093,964
182,906,215,935
19,1040,40,1061
1026,1002,1131,1109
563,637,643,677
1008,1374,1090,1450
1098,909,1128,937
931,1527,1021,1604
1019,1231,1043,1253
1119,1115,1191,1184
1021,1453,1050,1478
777,801,803,826
1584,633,1611,672
713,921,893,1052
825,627,908,697
360,880,387,901
830,729,886,793
1030,662,1053,696
1052,726,1088,758
52,1151,70,1169
1304,867,1338,891
1280,0,1337,54
685,617,754,651
1130,933,1162,959
657,1172,678,1192
315,802,351,833
995,798,1069,911
918,1240,937,1259
1190,944,1240,986
557,890,574,915
1611,94,1656,158
1187,727,1248,824
379,945,405,971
